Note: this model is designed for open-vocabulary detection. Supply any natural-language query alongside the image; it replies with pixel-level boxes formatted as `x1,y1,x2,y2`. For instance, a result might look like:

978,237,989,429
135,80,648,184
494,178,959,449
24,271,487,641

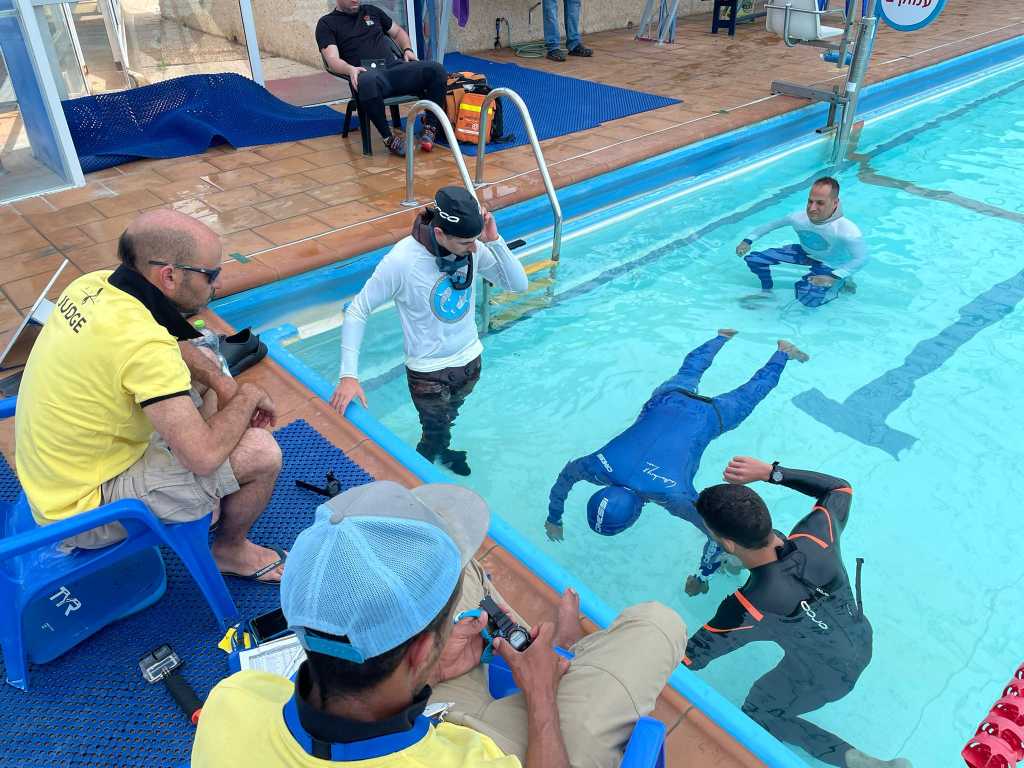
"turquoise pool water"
220,58,1024,765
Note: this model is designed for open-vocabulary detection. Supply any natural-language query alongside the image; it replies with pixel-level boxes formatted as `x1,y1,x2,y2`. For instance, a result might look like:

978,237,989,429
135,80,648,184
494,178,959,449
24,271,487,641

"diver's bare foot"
778,340,809,363
552,587,585,648
718,328,738,339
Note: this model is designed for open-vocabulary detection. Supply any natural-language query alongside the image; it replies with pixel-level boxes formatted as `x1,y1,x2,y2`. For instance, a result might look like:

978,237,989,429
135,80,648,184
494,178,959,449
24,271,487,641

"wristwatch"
769,461,784,484
403,47,414,55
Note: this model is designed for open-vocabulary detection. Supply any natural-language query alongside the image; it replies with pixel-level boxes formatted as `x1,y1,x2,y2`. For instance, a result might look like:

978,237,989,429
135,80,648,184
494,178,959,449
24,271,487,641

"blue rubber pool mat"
0,420,372,767
438,52,680,155
63,73,345,173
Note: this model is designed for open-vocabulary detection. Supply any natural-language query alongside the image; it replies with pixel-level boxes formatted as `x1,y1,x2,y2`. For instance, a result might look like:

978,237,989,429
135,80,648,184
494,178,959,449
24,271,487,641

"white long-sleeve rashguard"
746,209,868,279
339,235,528,380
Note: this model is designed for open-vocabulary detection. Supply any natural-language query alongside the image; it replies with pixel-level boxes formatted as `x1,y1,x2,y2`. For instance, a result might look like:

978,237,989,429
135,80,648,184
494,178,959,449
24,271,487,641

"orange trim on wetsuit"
734,590,764,621
789,532,829,549
703,623,754,633
813,505,835,543
834,486,853,494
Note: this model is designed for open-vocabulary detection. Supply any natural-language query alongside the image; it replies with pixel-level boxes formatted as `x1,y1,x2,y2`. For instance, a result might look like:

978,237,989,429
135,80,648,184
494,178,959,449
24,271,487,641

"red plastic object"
994,697,1024,727
1004,679,1024,698
964,732,1016,768
978,715,1024,761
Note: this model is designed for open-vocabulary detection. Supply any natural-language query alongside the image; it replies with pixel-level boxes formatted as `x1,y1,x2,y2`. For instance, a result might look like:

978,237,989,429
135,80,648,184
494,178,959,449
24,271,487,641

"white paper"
238,634,306,679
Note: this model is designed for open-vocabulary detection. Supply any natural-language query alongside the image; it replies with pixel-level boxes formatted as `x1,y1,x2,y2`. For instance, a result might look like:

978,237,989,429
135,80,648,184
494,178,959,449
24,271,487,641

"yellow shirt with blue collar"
191,667,521,767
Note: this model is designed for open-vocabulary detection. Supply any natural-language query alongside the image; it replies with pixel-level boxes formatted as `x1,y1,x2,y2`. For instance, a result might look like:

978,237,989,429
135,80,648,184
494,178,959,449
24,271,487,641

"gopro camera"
479,595,531,652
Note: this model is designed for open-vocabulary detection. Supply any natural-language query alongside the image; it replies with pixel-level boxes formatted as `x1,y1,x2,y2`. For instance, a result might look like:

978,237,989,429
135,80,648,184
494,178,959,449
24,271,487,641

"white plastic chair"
767,0,844,46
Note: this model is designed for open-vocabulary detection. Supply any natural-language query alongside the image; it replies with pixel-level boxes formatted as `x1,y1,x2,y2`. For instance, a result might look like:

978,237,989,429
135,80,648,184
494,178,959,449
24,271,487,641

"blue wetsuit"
547,335,789,579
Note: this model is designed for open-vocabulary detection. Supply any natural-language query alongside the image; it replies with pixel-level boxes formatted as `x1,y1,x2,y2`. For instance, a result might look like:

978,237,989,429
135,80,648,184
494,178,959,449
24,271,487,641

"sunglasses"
148,260,222,284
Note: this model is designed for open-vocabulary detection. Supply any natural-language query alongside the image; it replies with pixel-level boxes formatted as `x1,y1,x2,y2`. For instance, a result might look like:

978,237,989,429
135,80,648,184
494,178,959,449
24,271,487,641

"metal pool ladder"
399,90,563,335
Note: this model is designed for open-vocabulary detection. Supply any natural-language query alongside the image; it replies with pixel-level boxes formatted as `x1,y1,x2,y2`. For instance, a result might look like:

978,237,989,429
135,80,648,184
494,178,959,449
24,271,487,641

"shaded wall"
160,0,711,72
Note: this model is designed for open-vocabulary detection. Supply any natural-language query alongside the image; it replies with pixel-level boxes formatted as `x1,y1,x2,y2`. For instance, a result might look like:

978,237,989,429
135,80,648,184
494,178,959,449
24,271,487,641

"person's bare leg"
552,587,585,649
211,427,284,582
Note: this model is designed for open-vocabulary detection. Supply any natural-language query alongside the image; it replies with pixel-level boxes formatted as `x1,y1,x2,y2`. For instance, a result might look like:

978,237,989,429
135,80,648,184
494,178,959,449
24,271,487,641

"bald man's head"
119,210,224,313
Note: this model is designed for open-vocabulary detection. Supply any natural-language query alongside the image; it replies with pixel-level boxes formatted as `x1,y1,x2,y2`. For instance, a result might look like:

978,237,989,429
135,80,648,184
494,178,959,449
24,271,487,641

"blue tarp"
440,53,681,155
62,73,344,173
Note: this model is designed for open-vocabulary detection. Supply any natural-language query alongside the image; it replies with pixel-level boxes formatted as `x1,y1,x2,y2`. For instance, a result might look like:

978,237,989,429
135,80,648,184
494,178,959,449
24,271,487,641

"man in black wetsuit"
683,456,912,768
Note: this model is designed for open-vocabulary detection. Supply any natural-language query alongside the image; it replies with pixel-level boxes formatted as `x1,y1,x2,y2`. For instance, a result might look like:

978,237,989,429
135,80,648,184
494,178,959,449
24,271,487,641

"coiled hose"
495,17,548,58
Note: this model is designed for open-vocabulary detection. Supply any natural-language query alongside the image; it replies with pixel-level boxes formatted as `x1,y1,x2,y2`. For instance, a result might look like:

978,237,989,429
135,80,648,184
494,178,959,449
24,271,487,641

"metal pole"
831,0,878,165
401,100,477,207
474,87,563,262
238,0,265,85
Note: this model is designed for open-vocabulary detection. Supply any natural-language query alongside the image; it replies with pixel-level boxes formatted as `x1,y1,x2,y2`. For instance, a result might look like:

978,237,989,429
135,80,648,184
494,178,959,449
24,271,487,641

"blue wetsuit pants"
744,244,844,307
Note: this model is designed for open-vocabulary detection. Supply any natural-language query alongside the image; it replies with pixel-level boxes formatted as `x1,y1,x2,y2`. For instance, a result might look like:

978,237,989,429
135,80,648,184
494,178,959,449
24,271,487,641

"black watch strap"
403,47,414,53
769,461,783,483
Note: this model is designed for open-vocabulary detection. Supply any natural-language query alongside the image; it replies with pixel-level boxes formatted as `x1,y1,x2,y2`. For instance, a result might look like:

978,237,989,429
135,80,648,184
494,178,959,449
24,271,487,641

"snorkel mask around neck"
429,222,475,291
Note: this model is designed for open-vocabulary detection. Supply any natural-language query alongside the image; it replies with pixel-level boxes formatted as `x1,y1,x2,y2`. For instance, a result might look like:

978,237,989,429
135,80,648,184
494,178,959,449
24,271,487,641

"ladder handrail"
473,88,563,263
401,100,478,207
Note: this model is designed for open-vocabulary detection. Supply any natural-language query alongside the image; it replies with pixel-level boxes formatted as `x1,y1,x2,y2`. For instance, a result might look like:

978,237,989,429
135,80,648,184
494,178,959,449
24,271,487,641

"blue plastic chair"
487,655,667,768
0,395,238,690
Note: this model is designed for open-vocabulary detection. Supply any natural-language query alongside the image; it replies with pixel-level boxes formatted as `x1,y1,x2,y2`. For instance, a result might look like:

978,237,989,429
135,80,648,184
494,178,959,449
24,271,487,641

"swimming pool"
216,47,1024,766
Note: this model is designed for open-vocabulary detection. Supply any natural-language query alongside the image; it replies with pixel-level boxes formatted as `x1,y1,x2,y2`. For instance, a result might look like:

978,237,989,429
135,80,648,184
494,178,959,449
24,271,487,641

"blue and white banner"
877,0,946,32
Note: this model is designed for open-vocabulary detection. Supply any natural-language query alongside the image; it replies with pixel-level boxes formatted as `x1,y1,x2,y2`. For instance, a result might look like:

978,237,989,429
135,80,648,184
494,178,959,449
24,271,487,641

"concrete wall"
159,0,712,74
447,0,711,54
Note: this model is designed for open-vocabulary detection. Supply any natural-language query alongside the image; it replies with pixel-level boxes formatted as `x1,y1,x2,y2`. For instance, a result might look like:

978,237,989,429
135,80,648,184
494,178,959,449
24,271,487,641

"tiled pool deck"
1,5,1021,764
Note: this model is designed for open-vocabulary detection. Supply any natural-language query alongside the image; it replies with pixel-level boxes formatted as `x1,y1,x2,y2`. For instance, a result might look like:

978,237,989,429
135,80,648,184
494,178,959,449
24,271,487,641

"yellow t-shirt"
191,671,522,768
15,270,192,523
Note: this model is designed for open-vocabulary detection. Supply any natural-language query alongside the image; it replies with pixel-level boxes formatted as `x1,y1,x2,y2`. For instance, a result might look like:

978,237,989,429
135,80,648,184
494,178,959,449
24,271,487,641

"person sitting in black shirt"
316,0,447,157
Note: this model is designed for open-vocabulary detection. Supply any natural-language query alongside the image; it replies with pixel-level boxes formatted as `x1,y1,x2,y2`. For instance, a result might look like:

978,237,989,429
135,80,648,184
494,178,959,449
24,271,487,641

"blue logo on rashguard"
430,276,472,323
797,230,830,252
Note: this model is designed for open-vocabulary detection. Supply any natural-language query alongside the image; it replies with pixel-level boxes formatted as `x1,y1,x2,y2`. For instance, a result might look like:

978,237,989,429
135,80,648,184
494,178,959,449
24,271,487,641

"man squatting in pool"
684,456,911,768
736,177,868,307
544,330,808,595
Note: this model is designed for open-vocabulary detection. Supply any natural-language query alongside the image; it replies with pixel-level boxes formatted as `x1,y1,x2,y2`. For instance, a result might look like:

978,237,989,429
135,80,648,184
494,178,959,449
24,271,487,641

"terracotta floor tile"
253,239,333,278
207,150,269,172
0,295,22,333
297,134,352,152
10,197,55,216
0,208,26,235
0,228,52,260
302,163,364,187
26,203,104,235
475,545,561,628
44,182,116,210
252,215,333,246
254,142,314,161
44,226,96,252
253,193,326,222
305,180,372,206
151,178,221,203
198,207,275,236
301,148,361,169
309,200,385,228
79,212,137,244
679,708,765,768
0,246,64,284
64,240,120,273
204,186,274,213
101,172,170,196
90,190,164,218
256,157,319,179
157,160,221,182
215,257,279,295
255,173,321,197
663,716,753,768
205,167,273,190
3,262,83,309
220,230,274,260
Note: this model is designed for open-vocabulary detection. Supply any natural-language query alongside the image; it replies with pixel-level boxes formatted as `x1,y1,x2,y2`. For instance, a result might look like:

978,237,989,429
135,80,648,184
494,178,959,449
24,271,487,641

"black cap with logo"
433,186,484,238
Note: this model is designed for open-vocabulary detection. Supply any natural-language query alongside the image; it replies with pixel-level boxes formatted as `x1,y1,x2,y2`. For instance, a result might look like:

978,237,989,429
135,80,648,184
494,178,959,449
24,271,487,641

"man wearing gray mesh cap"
193,480,686,768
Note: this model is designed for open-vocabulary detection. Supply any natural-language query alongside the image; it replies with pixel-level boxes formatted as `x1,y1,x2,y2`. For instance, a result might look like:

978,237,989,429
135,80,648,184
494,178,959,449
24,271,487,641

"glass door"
0,0,84,204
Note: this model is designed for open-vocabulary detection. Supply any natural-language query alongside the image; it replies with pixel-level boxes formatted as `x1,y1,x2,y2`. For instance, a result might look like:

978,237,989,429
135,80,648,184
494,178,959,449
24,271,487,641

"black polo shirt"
315,5,397,67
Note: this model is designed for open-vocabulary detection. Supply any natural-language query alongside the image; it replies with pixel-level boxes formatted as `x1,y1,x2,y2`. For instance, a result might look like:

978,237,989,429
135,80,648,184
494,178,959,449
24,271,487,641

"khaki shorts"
65,433,239,550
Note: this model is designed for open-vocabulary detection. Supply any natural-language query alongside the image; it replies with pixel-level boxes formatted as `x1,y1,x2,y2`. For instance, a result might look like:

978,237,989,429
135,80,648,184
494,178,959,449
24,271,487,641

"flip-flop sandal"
220,545,287,585
225,341,268,378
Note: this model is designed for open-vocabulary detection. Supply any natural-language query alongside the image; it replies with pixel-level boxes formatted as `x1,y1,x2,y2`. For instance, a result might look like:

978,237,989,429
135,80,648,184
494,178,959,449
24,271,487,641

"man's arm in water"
735,215,795,255
546,455,610,540
830,224,869,280
683,593,763,670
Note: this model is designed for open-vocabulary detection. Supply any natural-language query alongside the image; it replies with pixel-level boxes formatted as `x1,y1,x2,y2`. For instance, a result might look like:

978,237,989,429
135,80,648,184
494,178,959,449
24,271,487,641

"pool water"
223,59,1024,765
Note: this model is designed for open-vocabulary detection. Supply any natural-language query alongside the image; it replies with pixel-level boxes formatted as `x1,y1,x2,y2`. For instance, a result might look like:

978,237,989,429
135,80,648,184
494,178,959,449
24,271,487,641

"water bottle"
190,318,231,377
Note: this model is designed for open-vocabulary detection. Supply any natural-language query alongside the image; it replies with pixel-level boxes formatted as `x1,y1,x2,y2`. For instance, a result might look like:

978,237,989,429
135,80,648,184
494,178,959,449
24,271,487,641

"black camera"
480,595,531,652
